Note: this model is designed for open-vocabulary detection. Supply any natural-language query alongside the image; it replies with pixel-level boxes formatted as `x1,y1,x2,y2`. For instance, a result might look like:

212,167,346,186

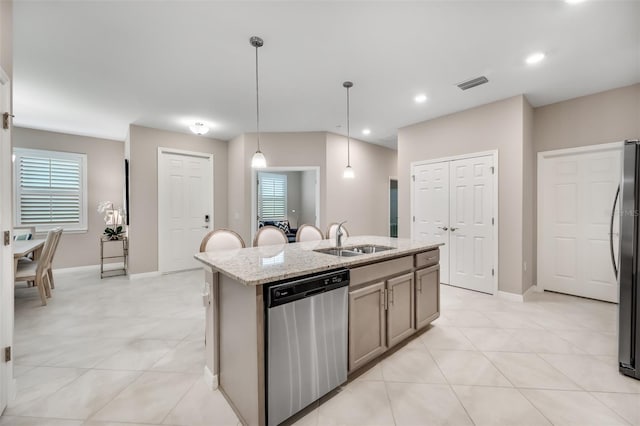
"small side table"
100,236,128,278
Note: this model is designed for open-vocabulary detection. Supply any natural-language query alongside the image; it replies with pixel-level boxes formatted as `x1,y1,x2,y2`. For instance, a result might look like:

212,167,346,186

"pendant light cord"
346,85,351,167
255,45,261,151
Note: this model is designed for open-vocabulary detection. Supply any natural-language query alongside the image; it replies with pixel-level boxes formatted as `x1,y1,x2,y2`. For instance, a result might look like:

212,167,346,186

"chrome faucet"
336,221,347,248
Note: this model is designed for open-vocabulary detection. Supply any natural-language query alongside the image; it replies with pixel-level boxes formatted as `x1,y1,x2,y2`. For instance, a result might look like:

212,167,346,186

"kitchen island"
195,235,441,426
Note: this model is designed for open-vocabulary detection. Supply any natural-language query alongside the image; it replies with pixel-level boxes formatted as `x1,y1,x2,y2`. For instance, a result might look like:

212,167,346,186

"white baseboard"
497,290,524,302
53,264,101,274
523,284,539,301
204,365,218,390
497,285,539,302
128,271,161,280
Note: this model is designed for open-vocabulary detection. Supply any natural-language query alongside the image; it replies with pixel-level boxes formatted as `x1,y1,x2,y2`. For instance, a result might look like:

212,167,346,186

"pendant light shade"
251,150,267,168
250,36,267,169
343,81,355,179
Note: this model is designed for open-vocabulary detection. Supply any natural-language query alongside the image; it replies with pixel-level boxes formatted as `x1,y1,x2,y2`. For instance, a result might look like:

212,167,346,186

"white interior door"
449,156,494,293
539,145,621,302
158,149,213,273
0,69,14,413
412,162,450,284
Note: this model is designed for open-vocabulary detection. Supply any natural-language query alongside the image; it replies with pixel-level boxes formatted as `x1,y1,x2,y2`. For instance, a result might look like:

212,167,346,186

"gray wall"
398,95,526,295
13,127,124,269
300,170,317,226
128,125,228,274
325,132,397,237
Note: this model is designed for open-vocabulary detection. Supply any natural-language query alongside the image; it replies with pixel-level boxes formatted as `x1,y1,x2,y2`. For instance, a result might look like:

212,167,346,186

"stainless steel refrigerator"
617,139,640,380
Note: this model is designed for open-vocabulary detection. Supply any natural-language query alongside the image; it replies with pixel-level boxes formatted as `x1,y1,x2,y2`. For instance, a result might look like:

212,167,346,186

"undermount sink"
314,248,363,257
348,245,394,254
314,245,394,257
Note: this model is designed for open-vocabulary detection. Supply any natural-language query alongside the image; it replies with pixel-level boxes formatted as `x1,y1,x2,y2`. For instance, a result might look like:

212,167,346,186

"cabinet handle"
418,279,422,293
383,288,388,310
450,227,458,232
388,288,394,306
438,226,448,231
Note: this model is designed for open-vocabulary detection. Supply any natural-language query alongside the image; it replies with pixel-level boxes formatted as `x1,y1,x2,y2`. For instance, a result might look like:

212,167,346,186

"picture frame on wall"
124,158,130,226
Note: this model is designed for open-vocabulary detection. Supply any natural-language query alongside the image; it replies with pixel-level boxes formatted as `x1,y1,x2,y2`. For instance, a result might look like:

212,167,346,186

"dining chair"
295,224,324,242
253,225,288,247
200,229,245,252
46,228,63,289
15,227,61,306
326,222,350,239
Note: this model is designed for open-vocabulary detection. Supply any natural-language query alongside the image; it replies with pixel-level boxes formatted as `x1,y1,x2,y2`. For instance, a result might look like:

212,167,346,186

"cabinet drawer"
350,256,413,288
415,249,439,268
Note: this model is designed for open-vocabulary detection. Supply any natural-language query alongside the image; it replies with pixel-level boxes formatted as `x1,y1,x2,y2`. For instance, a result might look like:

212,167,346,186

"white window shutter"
258,173,287,221
14,148,87,232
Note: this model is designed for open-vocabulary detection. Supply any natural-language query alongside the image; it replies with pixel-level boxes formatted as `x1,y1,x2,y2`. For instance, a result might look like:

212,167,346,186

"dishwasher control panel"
266,268,350,308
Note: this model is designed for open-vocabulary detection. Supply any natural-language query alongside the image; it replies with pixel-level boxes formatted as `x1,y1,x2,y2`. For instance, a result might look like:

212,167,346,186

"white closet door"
539,147,621,302
449,156,494,294
412,162,450,284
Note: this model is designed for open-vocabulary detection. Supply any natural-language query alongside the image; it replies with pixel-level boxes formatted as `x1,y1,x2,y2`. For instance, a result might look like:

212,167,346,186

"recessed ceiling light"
414,94,427,104
525,52,545,65
565,0,585,4
362,128,371,135
189,122,210,135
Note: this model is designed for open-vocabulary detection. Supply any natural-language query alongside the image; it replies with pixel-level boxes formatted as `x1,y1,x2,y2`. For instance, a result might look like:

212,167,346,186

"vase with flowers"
97,201,126,240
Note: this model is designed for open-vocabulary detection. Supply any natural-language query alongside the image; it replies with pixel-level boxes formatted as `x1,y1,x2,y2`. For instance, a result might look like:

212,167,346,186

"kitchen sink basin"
348,245,394,254
314,248,363,257
314,245,394,257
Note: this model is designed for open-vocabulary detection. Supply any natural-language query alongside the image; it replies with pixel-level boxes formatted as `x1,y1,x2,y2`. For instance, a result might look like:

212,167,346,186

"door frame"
388,176,398,238
410,150,499,296
157,147,214,273
536,141,623,296
0,66,15,412
251,166,320,241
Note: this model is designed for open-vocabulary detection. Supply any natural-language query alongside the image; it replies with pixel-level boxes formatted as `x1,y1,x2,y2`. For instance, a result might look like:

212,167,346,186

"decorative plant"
97,201,125,239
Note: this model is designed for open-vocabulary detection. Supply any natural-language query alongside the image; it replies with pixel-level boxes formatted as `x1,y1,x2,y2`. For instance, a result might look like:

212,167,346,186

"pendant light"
250,36,267,169
343,81,355,179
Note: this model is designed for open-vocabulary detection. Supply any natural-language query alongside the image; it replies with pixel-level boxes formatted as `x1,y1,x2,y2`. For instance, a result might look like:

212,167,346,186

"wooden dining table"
13,239,45,275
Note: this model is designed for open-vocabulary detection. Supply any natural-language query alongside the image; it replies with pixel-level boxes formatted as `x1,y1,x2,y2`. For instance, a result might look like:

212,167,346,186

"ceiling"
13,0,640,149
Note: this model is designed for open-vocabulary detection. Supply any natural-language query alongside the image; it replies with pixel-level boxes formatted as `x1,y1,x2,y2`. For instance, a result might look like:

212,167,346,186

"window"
258,172,287,221
13,148,88,232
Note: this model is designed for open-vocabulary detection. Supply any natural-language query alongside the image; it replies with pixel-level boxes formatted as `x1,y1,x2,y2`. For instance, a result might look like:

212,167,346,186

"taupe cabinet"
348,249,439,372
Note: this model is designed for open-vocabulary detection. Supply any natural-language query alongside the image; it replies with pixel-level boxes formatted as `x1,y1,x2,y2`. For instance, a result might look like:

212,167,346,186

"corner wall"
128,125,228,274
325,133,397,237
398,96,526,295
13,127,124,269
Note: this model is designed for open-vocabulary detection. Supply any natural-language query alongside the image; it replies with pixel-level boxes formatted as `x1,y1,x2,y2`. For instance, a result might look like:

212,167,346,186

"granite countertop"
194,235,442,286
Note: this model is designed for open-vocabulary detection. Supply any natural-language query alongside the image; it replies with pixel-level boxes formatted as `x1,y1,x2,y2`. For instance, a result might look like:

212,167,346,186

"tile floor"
1,269,639,426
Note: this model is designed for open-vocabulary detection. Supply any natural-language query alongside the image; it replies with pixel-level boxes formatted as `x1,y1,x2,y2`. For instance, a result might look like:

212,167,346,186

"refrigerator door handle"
610,184,620,278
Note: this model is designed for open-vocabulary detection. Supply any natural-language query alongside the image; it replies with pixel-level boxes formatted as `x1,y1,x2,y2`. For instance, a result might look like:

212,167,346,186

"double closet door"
412,155,495,294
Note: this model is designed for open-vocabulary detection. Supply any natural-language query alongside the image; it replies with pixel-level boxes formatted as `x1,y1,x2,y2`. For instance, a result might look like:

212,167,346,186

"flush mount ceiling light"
362,128,371,136
414,94,427,104
343,81,355,179
250,36,267,169
526,52,546,65
565,0,585,4
189,122,209,135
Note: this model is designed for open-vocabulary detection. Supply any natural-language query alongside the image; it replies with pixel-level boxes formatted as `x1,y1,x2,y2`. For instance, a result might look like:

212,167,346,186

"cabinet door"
415,265,440,330
349,282,387,372
386,272,415,348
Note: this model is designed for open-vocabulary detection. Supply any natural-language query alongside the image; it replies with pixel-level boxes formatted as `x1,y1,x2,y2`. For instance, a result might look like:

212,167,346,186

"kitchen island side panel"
219,274,265,426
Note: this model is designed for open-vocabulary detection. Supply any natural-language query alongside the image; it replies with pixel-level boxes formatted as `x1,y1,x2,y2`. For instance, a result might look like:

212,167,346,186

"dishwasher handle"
305,287,327,298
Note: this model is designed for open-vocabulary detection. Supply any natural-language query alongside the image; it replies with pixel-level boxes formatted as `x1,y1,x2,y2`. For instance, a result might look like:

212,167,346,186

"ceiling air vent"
457,76,489,91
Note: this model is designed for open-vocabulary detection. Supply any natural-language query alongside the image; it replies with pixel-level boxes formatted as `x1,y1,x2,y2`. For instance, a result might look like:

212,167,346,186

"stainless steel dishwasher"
265,268,349,426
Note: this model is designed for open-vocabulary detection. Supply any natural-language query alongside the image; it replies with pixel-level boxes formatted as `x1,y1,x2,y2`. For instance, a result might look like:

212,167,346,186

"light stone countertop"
194,235,442,286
